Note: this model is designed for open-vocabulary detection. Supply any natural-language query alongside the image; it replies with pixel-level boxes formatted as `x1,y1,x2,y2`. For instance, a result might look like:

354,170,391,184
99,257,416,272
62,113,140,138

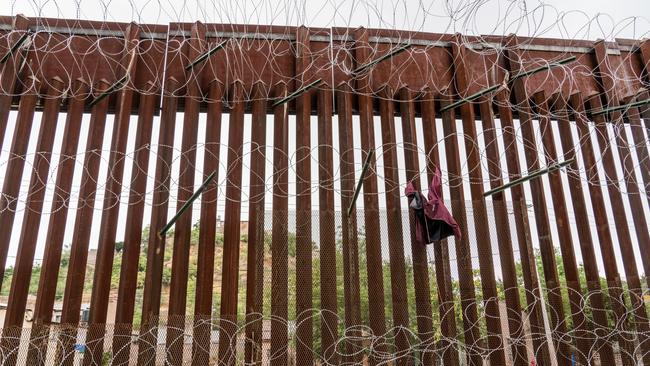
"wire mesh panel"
0,206,641,365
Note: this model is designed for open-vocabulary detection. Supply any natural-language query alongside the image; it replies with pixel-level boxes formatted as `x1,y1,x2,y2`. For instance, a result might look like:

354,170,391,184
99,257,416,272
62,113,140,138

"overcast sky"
2,0,649,40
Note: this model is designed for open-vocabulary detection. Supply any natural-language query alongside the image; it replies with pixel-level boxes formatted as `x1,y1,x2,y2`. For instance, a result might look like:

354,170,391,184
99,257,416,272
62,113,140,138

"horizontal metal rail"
272,79,322,107
158,169,217,238
347,150,374,216
185,40,227,70
509,56,576,83
352,43,412,75
591,98,650,116
441,83,504,112
483,158,574,197
0,32,30,64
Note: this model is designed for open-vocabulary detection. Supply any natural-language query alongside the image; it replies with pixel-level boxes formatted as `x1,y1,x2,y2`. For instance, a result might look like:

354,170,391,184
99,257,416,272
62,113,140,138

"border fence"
0,14,649,365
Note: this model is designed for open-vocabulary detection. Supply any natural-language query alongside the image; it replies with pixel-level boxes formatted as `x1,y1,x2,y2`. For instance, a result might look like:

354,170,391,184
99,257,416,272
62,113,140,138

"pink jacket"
405,167,462,244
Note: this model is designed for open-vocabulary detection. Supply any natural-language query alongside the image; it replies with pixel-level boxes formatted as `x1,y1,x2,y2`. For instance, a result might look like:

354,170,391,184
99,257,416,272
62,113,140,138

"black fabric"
410,191,455,243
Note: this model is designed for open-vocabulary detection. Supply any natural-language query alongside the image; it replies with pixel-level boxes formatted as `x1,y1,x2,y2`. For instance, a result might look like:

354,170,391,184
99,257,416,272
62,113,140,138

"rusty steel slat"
567,93,637,366
595,68,650,294
638,93,650,222
640,39,650,82
217,81,246,366
533,91,592,364
637,38,650,81
613,102,650,290
168,20,206,339
0,15,29,152
641,94,650,133
0,78,38,286
83,24,142,366
192,80,223,365
294,26,313,365
113,91,156,323
439,94,482,366
110,89,156,363
398,88,435,365
502,37,572,364
29,81,88,355
55,84,109,316
317,88,339,365
477,99,528,366
335,84,363,365
56,80,110,366
587,95,650,364
243,82,266,366
640,42,650,143
510,91,571,365
0,64,36,361
4,79,61,328
377,93,411,363
137,78,179,366
591,40,650,363
353,29,387,356
554,95,617,365
270,82,289,366
0,78,61,365
449,37,506,365
165,22,207,366
493,90,553,366
593,40,650,295
420,92,459,366
4,79,63,328
624,95,650,218
431,242,457,365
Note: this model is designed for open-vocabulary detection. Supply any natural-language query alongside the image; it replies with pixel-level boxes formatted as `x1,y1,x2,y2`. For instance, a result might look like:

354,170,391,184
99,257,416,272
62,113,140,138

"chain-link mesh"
0,208,647,365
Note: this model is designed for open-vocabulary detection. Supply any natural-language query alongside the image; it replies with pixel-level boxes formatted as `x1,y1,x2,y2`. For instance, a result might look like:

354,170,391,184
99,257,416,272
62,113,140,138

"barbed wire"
0,0,649,216
0,126,648,218
0,286,647,365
